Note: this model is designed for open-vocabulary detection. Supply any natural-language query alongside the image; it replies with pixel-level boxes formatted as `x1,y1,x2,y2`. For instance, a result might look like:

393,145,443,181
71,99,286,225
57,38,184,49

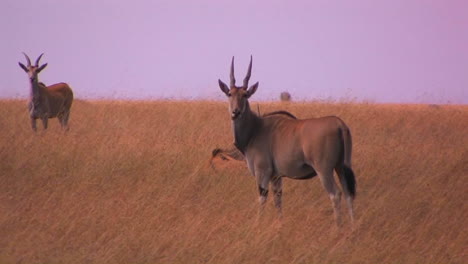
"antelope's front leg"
42,117,48,130
255,166,272,212
30,117,37,132
271,177,283,217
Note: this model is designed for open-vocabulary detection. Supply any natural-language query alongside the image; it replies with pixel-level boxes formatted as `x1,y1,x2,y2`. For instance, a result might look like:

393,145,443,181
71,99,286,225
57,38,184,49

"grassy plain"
0,99,467,263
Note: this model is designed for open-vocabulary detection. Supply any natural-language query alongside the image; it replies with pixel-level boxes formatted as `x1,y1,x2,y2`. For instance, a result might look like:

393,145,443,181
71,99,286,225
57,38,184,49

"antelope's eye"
227,93,232,97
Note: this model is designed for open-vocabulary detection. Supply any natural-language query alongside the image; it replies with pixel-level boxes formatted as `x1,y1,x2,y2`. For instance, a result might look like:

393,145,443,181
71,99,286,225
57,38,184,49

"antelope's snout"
231,109,241,120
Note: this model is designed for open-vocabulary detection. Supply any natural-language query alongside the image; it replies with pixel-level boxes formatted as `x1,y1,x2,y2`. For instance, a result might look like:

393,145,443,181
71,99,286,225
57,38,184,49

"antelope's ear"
246,82,259,98
218,79,230,96
18,62,28,72
37,63,48,73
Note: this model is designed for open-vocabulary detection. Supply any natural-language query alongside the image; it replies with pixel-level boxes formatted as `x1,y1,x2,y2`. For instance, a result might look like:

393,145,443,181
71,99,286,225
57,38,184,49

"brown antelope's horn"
35,53,44,67
243,55,252,89
22,52,32,67
230,56,236,87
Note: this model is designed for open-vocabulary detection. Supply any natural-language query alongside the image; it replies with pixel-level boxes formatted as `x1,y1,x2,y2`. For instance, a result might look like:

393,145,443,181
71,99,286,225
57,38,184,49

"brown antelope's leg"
42,117,48,130
255,165,272,213
57,114,64,129
255,174,271,220
257,184,269,209
31,118,37,132
271,177,283,218
63,111,70,131
58,113,69,131
318,170,342,226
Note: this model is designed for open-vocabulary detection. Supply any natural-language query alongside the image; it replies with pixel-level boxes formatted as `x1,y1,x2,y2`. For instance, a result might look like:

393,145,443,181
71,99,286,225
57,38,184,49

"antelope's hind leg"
58,111,70,131
63,110,71,130
318,170,342,226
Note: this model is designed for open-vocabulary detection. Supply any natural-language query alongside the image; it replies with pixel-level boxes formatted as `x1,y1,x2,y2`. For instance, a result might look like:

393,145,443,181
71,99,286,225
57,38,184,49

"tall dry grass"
0,99,467,264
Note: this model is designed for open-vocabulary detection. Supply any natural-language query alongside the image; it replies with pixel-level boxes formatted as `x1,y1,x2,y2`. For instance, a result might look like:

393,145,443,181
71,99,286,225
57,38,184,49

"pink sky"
2,0,467,103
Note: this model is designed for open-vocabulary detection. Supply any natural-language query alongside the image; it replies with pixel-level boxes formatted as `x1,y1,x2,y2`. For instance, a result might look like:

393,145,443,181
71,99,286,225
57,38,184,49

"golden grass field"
0,99,467,264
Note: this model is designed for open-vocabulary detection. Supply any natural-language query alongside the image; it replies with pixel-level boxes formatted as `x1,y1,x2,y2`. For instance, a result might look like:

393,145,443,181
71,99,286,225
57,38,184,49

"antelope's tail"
340,123,356,199
342,125,352,168
343,165,356,199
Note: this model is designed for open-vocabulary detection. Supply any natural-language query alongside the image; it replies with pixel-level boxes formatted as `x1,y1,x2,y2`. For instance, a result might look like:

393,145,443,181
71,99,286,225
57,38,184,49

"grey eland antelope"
19,53,74,131
217,56,356,225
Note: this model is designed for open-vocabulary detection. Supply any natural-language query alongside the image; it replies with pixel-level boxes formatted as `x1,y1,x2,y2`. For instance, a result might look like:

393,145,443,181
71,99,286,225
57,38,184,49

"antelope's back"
268,115,345,161
46,82,74,98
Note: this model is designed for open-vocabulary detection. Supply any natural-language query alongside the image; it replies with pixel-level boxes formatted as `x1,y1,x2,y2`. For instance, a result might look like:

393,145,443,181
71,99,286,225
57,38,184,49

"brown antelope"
218,56,356,225
19,53,74,131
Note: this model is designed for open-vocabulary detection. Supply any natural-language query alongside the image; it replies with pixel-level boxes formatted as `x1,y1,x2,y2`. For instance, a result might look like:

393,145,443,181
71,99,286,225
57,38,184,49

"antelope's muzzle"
231,109,241,120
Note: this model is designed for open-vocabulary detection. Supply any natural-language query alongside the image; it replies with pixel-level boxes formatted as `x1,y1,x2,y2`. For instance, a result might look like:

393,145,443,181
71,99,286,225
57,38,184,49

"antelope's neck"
232,101,261,154
30,79,41,101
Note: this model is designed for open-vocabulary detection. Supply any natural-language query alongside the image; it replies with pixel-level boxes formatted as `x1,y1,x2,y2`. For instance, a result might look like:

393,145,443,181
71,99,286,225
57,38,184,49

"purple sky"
2,0,467,103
